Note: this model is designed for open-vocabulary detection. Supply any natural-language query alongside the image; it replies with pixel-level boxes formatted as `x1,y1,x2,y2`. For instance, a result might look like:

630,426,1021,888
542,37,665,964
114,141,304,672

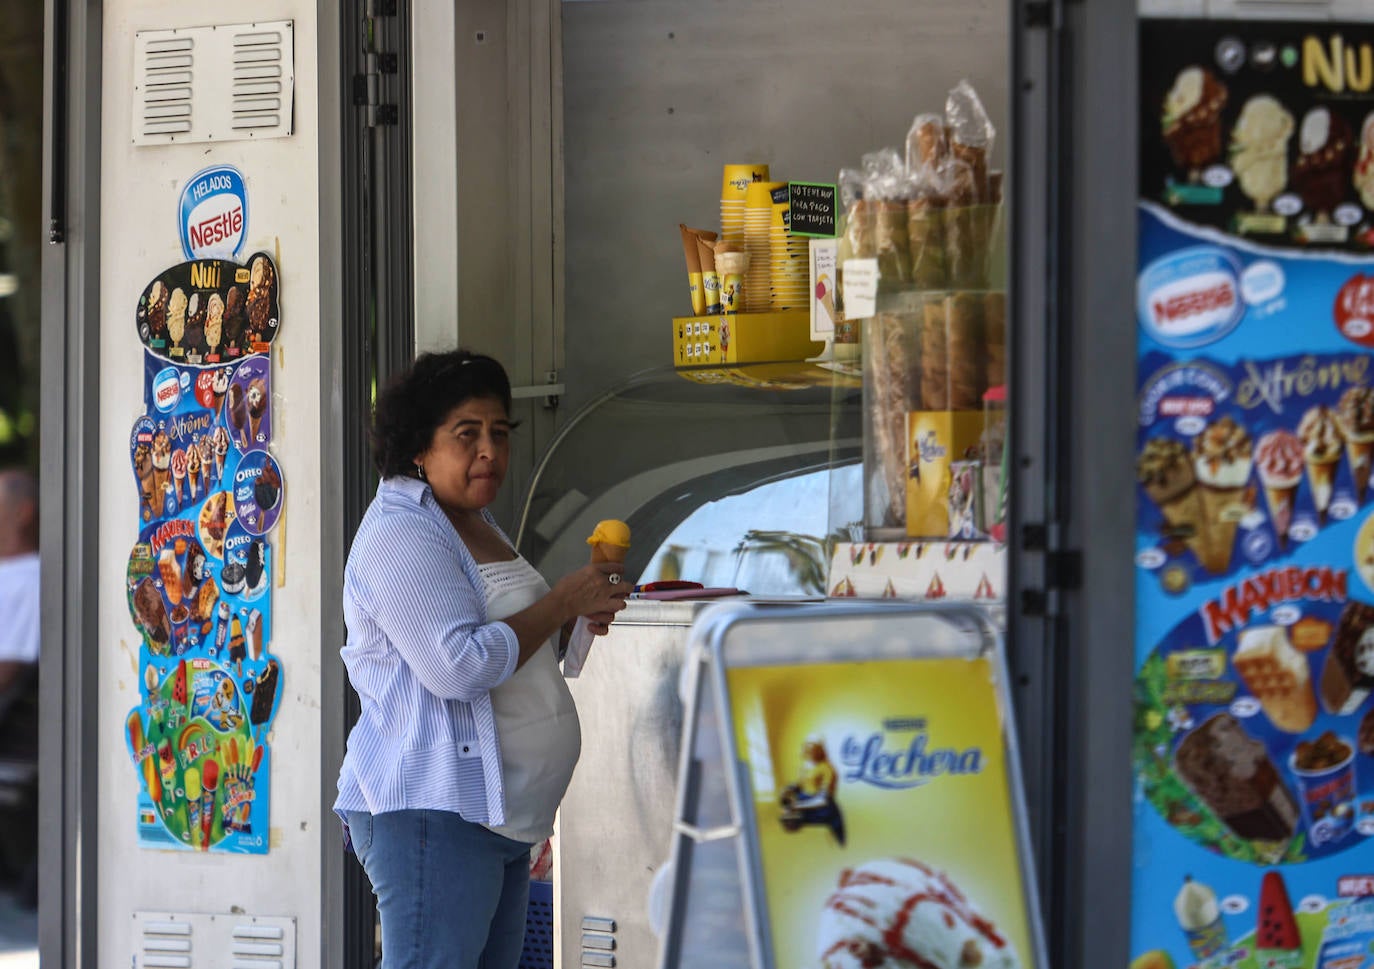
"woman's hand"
552,562,631,626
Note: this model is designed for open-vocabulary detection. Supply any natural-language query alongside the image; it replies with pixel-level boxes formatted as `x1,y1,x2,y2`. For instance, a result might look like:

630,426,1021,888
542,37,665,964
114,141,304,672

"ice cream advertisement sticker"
1139,247,1246,349
231,450,283,536
179,165,248,261
725,657,1035,969
135,252,280,365
1136,20,1374,969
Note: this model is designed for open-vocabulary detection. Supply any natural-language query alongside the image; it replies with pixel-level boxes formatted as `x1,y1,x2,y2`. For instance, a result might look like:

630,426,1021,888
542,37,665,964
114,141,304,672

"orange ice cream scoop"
586,519,631,564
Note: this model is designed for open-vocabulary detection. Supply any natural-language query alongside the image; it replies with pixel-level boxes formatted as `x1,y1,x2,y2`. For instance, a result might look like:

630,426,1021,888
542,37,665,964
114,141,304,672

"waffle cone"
1306,457,1339,524
1262,482,1298,550
1157,487,1204,561
1347,439,1373,504
1195,485,1246,574
590,544,627,565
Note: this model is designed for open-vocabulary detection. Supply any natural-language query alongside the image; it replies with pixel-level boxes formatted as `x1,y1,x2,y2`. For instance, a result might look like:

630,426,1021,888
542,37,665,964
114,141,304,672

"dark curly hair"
370,349,517,479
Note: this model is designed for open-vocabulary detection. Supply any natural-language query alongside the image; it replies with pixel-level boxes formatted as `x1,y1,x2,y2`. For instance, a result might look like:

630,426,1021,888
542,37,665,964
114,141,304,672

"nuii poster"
125,252,284,854
1134,20,1374,969
724,656,1035,969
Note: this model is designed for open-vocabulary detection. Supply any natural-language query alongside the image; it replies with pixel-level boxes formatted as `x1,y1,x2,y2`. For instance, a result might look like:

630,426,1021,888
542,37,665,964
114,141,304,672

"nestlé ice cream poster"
1134,19,1374,968
724,656,1036,969
125,253,285,854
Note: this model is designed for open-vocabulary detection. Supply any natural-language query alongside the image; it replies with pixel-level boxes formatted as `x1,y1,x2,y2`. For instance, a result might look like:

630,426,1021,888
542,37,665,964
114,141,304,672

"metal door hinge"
355,11,398,128
1018,521,1082,617
1025,2,1053,28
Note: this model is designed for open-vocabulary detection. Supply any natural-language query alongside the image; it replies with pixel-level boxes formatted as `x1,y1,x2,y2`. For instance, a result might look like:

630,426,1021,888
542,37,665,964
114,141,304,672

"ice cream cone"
152,468,169,503
1348,439,1374,503
586,519,631,566
1263,483,1298,550
1196,485,1246,573
1307,457,1339,524
250,414,262,443
1158,487,1206,560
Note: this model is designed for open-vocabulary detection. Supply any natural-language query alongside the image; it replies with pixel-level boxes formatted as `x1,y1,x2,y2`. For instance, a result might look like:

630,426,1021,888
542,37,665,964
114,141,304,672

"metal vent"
133,21,294,146
134,911,297,969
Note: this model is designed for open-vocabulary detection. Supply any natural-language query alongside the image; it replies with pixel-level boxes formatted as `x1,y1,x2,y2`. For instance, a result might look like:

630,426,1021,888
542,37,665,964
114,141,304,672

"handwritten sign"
788,182,838,238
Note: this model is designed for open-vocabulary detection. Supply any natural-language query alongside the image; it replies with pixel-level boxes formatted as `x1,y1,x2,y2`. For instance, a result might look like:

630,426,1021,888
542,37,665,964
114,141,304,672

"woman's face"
416,396,511,514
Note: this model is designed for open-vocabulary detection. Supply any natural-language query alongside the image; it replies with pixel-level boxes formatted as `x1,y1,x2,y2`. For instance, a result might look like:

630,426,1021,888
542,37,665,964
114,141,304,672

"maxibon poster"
1134,20,1374,969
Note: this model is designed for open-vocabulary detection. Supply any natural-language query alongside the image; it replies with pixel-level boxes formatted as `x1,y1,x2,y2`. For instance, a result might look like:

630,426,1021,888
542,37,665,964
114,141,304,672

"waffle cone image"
1191,417,1253,574
1307,456,1339,524
586,519,631,565
1348,439,1374,503
1256,430,1303,550
1233,626,1317,733
250,414,262,443
1336,387,1374,504
1195,486,1245,573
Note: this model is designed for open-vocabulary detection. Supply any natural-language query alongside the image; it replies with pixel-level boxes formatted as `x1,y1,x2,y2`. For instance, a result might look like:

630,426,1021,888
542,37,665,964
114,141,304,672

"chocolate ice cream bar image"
1173,712,1299,845
132,576,172,652
250,659,280,738
1320,601,1374,715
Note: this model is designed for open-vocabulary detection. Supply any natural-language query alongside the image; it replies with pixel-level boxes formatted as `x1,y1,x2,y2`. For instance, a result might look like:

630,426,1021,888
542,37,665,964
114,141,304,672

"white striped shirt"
333,475,519,826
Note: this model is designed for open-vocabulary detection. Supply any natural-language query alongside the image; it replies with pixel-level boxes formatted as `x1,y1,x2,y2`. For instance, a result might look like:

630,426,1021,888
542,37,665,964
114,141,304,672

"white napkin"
562,616,596,678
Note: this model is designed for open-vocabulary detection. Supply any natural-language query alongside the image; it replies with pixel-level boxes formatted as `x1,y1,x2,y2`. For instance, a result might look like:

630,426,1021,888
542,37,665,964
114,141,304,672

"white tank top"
478,557,581,843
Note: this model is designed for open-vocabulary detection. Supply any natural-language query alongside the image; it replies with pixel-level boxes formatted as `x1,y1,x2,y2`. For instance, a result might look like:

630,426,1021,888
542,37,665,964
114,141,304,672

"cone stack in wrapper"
841,79,1007,539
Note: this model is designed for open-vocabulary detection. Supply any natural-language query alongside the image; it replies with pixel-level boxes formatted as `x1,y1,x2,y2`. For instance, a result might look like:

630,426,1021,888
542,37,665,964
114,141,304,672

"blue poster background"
125,349,284,854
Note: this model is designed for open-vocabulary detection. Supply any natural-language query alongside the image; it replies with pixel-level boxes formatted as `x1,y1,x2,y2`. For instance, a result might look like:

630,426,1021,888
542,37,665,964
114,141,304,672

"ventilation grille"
133,21,295,146
133,911,297,969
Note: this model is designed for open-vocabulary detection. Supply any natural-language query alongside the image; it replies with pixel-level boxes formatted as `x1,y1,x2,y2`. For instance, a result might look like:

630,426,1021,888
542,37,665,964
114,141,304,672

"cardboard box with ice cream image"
673,310,824,367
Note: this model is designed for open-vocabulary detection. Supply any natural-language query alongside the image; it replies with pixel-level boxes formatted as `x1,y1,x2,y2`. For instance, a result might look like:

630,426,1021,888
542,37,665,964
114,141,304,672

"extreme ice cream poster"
1133,20,1374,969
124,252,285,854
723,657,1035,969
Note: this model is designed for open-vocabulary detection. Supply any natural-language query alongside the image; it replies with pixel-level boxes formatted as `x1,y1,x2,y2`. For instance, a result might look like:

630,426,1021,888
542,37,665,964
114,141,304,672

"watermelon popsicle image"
1256,870,1302,969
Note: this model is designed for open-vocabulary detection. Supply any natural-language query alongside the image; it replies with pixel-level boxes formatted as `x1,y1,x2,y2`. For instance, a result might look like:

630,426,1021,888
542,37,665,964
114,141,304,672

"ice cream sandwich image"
1320,601,1374,715
1173,712,1299,847
1232,625,1316,733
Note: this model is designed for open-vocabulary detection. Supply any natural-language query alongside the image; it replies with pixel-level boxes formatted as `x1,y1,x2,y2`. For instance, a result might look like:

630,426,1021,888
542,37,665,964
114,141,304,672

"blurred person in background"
0,468,38,907
0,469,38,695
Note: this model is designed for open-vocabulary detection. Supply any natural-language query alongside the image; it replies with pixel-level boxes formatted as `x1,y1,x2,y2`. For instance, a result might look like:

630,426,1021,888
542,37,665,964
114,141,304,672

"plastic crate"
520,879,554,969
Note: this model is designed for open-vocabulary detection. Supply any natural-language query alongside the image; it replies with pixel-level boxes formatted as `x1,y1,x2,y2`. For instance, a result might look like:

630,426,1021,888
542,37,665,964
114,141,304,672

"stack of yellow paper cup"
721,163,769,247
745,180,785,312
770,188,810,310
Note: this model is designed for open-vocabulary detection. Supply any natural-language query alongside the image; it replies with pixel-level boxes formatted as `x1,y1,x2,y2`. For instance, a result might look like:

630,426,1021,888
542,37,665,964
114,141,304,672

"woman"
335,349,629,969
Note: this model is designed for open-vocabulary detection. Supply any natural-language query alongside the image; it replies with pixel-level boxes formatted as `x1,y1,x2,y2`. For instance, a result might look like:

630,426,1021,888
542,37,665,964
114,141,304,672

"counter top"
615,594,824,627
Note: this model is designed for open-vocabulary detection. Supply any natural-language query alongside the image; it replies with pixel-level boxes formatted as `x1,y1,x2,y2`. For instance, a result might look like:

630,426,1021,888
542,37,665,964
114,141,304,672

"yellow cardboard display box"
673,310,824,367
905,410,985,539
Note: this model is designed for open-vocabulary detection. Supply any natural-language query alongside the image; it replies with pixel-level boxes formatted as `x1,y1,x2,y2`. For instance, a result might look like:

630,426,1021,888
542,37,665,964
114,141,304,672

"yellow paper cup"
722,164,771,202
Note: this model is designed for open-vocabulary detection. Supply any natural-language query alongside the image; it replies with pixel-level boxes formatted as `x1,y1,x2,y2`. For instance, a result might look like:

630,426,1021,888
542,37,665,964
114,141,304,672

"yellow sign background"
726,656,1035,968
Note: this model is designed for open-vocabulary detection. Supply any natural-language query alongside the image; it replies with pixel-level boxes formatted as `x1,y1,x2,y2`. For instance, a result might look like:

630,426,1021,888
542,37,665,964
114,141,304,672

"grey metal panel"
558,611,691,969
317,2,350,968
40,0,102,965
559,0,1009,417
1061,0,1139,966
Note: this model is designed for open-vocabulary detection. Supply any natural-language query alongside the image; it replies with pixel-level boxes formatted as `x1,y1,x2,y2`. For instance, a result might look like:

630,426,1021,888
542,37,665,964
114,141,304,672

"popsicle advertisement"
725,656,1036,969
124,252,284,854
1134,20,1374,969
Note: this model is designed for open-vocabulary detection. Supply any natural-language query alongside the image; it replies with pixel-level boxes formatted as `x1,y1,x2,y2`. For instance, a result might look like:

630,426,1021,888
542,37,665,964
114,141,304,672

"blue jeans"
344,809,533,969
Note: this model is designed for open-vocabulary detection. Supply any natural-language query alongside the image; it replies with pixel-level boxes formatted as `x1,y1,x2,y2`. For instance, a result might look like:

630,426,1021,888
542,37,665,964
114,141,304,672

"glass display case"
514,362,863,595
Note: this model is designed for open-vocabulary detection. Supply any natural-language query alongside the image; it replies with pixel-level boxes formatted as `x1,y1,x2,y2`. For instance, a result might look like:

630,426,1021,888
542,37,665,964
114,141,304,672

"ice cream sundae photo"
816,859,1019,969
